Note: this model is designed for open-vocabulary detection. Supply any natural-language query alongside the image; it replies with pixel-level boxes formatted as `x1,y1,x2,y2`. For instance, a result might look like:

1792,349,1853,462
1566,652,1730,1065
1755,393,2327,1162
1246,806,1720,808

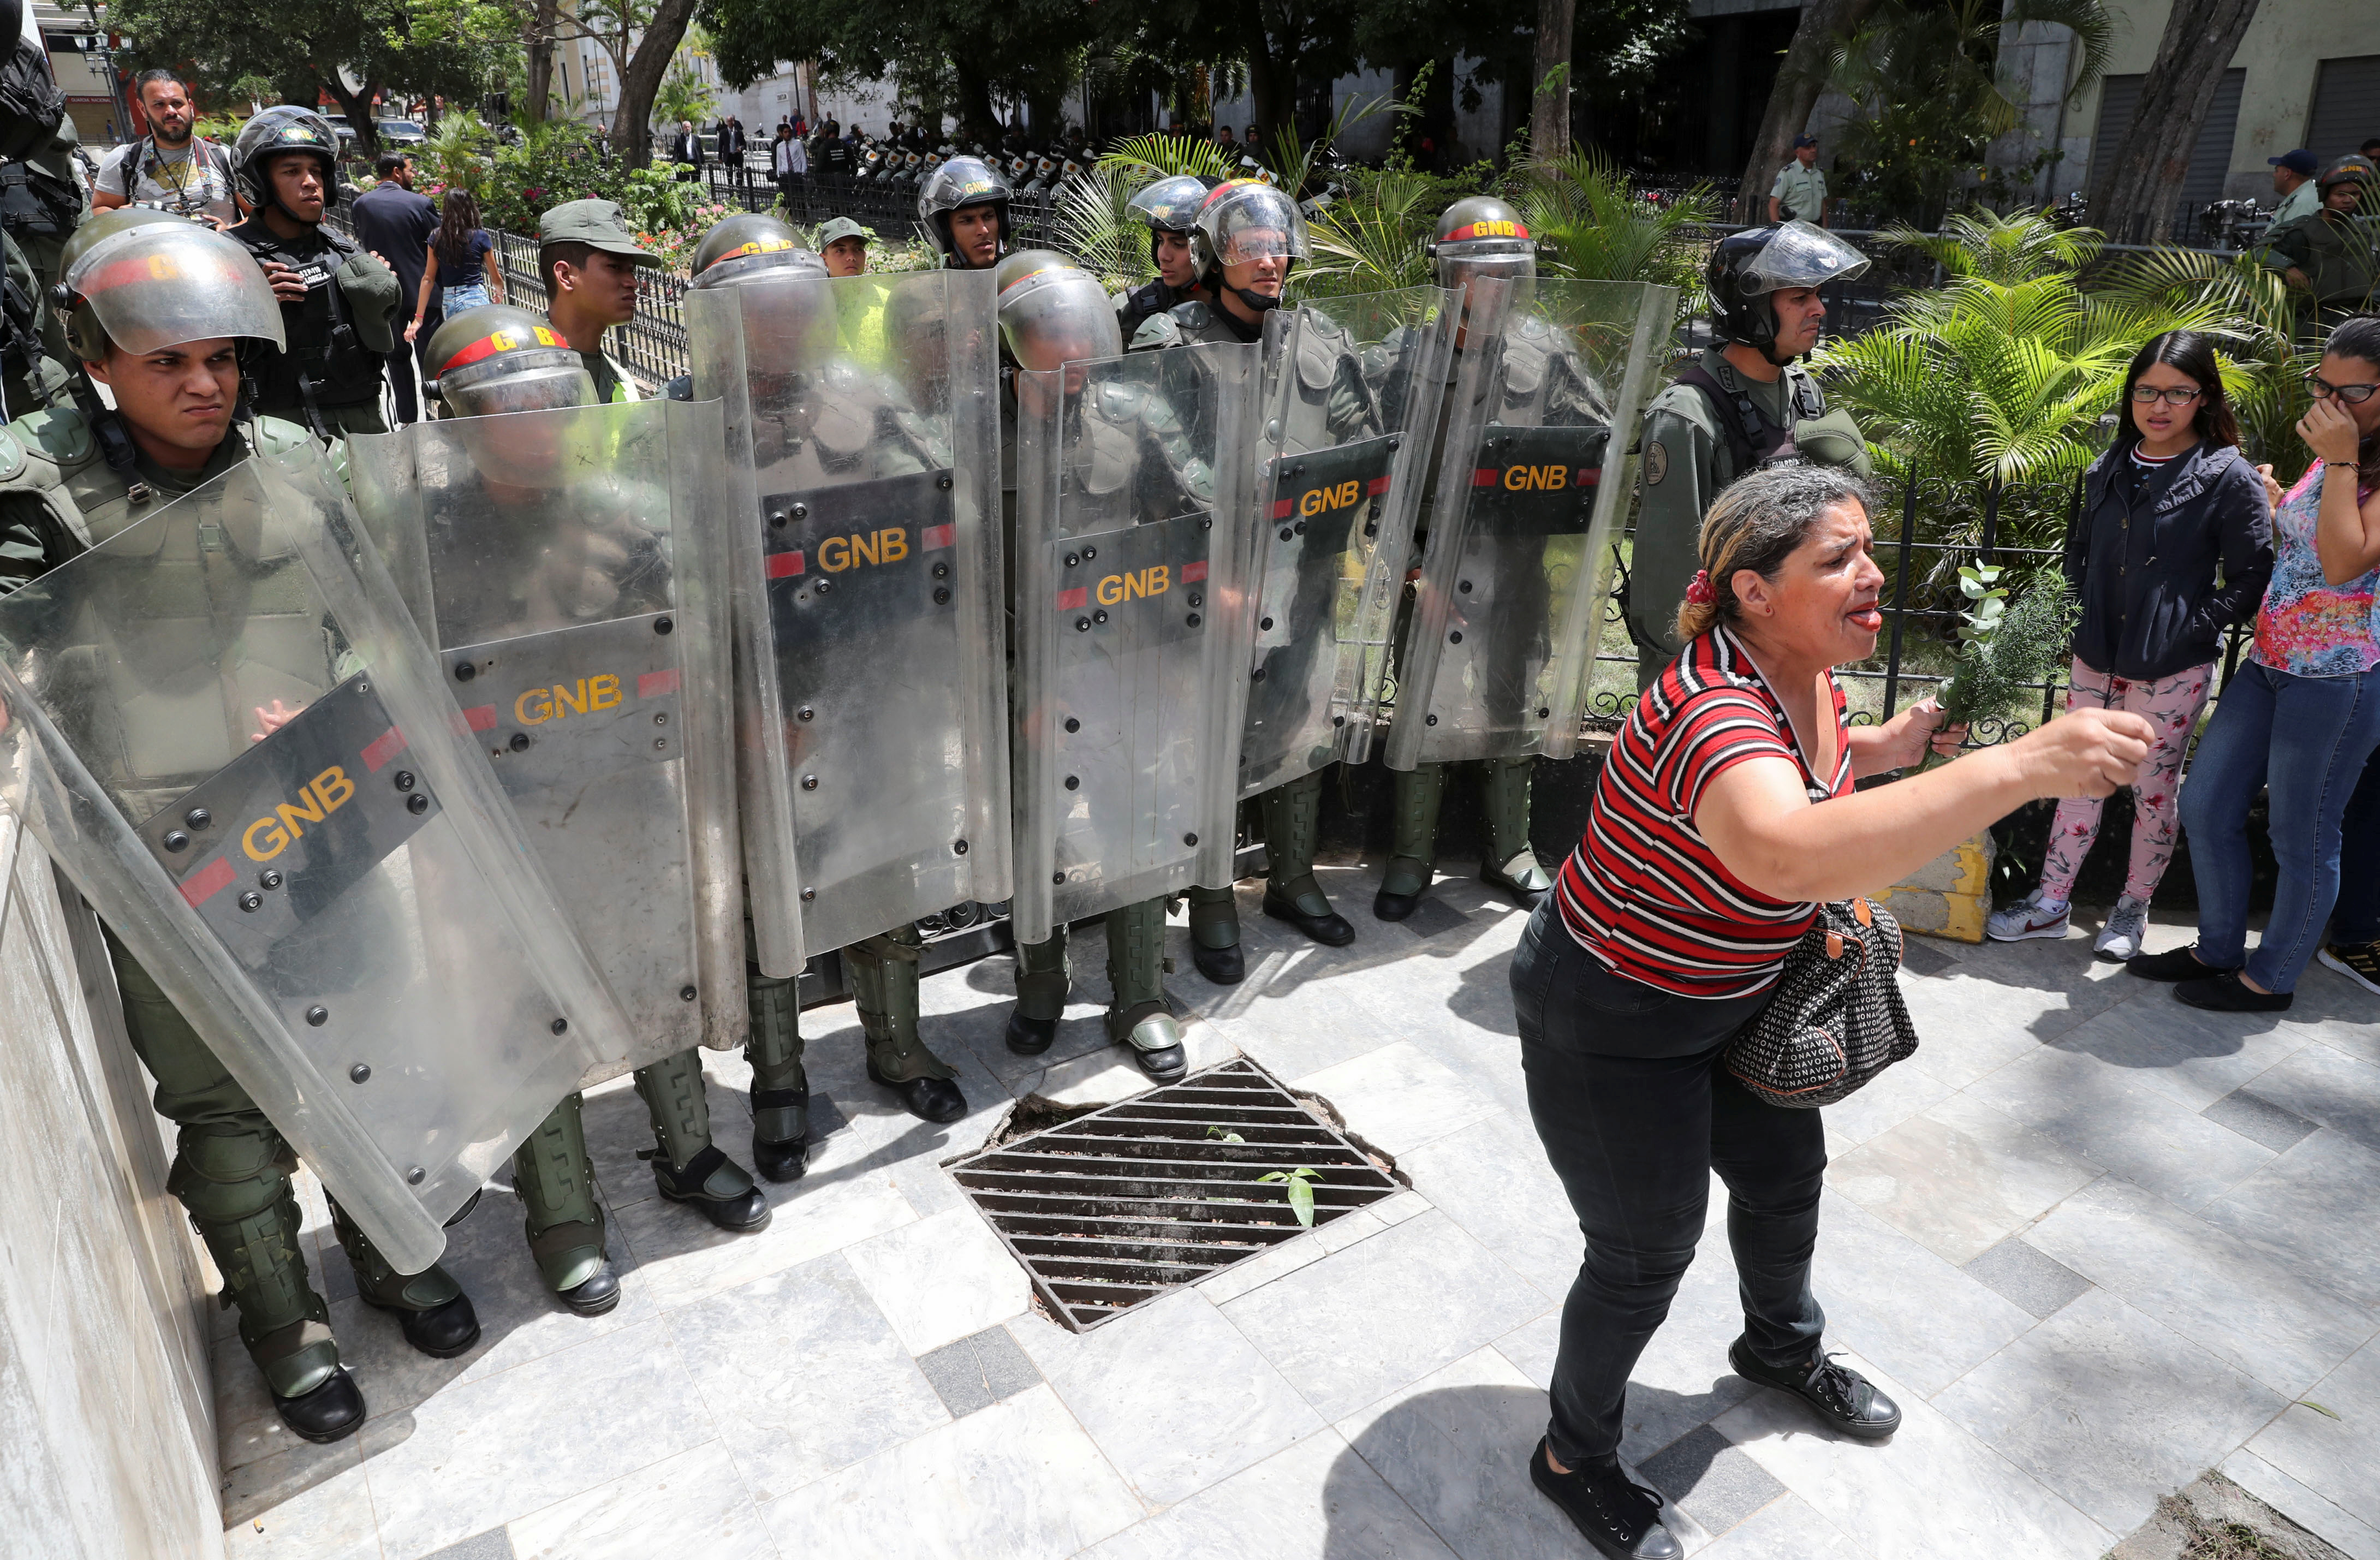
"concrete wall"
0,810,223,1559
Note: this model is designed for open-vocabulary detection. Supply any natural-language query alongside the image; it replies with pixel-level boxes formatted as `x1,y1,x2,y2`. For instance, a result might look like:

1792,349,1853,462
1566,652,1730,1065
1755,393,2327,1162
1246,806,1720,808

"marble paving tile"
1221,1210,1546,1422
1334,1346,1598,1560
1911,938,2138,1043
2043,994,2314,1113
842,1206,1032,1356
2196,1129,2380,1308
1932,1288,2286,1535
1204,989,1412,1087
1637,1422,1788,1541
505,1439,777,1560
2025,1177,2377,1398
1010,1288,1322,1507
2220,1448,2380,1560
754,1385,1143,1560
1824,1093,2103,1265
1963,1042,2276,1210
1818,1061,1956,1156
1314,1207,1388,1253
1715,1349,2113,1560
1033,1017,1242,1108
1194,1228,1329,1306
1689,1492,1870,1559
608,1163,917,1313
415,1532,511,1560
356,1318,715,1559
1292,1041,1501,1158
221,1439,377,1560
916,1326,1042,1418
666,1253,949,1505
1373,1190,1433,1226
2245,1335,2380,1531
1807,1193,2037,1398
2200,1088,2319,1153
2236,1044,2380,1156
1961,1239,2091,1320
1396,1111,1583,1296
1076,1429,1460,1560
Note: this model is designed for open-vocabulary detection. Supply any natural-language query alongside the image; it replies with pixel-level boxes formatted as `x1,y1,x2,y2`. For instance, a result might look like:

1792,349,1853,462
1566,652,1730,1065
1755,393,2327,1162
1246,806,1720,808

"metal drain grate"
951,1058,1402,1331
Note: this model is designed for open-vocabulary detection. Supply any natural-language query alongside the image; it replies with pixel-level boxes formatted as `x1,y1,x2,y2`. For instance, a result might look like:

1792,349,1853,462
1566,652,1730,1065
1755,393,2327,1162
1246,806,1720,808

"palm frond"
1100,134,1235,183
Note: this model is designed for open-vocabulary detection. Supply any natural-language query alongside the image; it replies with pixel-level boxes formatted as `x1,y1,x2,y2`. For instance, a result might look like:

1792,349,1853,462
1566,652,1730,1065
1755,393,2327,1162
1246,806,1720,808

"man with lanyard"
535,199,656,403
1111,173,1212,344
0,209,484,1444
92,69,240,230
1767,135,1828,227
1628,222,1872,687
227,106,401,443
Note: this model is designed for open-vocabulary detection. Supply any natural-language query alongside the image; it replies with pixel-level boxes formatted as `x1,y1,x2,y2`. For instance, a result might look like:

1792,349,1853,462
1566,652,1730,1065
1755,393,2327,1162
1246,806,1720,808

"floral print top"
2252,466,2380,678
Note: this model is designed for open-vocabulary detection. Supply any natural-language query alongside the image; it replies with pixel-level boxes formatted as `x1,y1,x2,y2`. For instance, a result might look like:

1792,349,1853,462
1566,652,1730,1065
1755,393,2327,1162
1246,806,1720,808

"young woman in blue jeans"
2133,317,2380,1009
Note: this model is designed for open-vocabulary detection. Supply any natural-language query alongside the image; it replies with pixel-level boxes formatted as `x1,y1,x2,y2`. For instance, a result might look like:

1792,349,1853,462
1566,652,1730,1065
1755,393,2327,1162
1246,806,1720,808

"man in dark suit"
349,151,439,423
670,120,703,181
719,116,749,192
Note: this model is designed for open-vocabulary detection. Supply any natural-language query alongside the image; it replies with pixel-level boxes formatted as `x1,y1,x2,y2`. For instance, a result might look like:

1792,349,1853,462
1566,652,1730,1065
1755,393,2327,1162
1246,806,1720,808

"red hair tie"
1685,569,1716,606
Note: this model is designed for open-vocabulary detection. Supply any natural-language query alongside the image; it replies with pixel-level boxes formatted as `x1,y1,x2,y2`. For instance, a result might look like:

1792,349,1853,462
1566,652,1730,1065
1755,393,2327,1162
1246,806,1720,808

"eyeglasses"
2128,385,2203,406
2306,372,2380,405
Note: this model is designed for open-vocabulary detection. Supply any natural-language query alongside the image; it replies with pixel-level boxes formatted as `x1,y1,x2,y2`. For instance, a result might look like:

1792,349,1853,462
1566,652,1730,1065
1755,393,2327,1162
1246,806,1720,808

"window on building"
2086,68,2246,213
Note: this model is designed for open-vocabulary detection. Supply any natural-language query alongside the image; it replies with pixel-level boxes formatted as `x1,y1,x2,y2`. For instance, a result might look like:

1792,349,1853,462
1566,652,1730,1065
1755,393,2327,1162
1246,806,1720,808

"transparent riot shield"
1220,285,1454,800
0,446,633,1273
347,398,742,1077
684,270,1009,977
1011,343,1256,944
1383,277,1676,769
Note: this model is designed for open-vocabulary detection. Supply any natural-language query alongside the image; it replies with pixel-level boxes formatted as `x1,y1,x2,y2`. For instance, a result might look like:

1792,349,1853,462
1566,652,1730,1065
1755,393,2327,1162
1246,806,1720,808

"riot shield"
1010,343,1256,945
0,445,633,1273
683,270,1009,977
348,398,742,1078
1383,276,1676,769
1219,285,1454,799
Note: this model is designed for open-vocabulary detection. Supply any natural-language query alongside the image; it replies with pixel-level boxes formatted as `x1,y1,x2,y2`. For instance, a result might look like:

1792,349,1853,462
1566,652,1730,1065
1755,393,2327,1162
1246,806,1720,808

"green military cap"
816,217,871,247
537,199,659,264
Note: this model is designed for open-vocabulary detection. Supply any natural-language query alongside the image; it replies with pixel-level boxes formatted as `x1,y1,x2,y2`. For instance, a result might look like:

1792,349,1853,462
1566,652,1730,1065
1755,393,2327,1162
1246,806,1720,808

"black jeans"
1510,899,1828,1466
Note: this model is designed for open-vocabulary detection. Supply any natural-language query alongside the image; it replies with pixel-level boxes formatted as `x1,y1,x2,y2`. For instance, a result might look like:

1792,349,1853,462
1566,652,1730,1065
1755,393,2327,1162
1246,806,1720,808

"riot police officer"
918,155,1011,272
0,210,481,1443
1112,173,1213,344
416,309,772,1312
227,106,402,442
534,199,657,403
682,212,973,1136
1628,221,1871,686
1376,196,1611,923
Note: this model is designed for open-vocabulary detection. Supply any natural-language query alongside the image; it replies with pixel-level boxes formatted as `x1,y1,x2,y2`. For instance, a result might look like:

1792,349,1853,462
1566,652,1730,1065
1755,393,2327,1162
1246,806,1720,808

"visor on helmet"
431,320,596,418
1200,182,1309,269
1129,174,1210,233
1737,221,1870,296
66,221,287,356
997,256,1121,371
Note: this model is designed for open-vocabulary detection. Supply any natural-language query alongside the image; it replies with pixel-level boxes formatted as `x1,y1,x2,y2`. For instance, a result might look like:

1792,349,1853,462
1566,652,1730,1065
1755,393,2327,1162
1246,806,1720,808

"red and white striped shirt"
1555,626,1852,997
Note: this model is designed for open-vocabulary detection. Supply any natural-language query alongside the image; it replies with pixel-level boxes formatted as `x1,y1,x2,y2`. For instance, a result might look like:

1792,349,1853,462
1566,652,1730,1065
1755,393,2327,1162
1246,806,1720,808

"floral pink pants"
2037,657,2215,904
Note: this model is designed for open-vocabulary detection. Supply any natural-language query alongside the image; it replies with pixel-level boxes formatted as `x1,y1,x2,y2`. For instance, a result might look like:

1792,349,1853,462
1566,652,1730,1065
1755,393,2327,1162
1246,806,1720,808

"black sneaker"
2126,944,2229,982
1729,1338,1900,1439
2176,969,2294,1013
1527,1439,1681,1560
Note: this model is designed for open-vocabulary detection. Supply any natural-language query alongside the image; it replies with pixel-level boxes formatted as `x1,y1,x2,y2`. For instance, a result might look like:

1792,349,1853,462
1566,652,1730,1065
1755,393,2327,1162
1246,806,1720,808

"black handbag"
1724,895,1920,1108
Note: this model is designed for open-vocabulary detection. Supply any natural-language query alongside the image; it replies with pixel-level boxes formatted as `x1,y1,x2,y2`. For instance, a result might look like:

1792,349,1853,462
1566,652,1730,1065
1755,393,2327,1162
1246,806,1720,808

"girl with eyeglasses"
1990,330,2274,960
2129,316,2380,1009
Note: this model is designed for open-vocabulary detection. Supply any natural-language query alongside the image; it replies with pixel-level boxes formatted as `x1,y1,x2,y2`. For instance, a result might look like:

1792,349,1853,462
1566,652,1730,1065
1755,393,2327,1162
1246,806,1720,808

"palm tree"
1299,169,1442,298
1520,150,1716,300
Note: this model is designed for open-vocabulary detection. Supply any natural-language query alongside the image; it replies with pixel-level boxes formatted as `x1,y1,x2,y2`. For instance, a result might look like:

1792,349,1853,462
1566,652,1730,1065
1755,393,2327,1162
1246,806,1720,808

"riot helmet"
422,303,596,418
1130,173,1212,267
918,155,1011,267
2317,154,2375,201
1429,195,1536,290
1707,221,1868,358
232,105,341,223
688,212,826,290
1191,179,1308,313
996,249,1121,371
55,207,287,362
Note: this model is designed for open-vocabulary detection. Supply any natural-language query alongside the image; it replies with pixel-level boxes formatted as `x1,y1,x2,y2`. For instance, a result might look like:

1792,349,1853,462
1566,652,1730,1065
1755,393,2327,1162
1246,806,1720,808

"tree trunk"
2092,0,2261,243
609,0,698,169
1529,0,1574,162
1243,13,1297,143
952,58,999,143
523,0,559,124
318,73,382,155
1736,0,1883,223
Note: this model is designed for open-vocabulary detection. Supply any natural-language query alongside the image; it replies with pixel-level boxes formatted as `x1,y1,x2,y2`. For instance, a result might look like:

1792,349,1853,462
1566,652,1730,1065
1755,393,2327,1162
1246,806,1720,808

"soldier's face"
823,237,868,277
266,155,326,221
86,336,240,462
948,205,1002,268
1154,231,1197,290
1222,246,1286,299
1768,286,1826,356
562,250,644,327
2324,181,2365,212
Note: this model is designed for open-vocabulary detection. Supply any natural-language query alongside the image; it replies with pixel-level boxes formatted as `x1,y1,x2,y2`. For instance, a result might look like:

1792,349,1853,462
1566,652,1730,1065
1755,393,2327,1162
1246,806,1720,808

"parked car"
320,114,358,150
376,119,425,147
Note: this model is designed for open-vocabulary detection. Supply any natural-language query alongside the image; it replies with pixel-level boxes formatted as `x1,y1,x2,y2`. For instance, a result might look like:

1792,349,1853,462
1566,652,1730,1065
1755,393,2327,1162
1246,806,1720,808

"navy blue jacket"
2063,438,2273,681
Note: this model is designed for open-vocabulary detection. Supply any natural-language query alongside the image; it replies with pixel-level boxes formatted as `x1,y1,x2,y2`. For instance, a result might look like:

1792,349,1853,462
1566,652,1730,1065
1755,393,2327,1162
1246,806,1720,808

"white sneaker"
1986,890,2070,942
2093,896,2150,961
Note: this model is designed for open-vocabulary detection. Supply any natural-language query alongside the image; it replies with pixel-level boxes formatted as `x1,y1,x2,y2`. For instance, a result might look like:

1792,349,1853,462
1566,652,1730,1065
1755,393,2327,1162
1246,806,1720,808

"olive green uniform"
2260,209,2378,335
229,216,400,442
0,410,463,1399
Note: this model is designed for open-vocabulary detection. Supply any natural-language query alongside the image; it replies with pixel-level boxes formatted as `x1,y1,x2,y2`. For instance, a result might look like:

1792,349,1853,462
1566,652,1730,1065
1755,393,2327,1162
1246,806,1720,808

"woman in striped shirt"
1518,464,2155,1559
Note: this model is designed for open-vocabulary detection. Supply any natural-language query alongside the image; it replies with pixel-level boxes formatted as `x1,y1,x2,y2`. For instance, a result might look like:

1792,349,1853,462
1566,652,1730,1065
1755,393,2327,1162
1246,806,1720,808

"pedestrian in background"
2325,750,2380,995
773,123,806,216
1990,330,2274,958
1769,135,1828,226
407,188,502,347
2263,149,2321,239
350,150,438,423
669,120,703,182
